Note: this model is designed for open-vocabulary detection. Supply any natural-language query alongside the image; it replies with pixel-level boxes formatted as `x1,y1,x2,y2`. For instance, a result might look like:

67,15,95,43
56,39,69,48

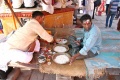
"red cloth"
98,0,105,12
52,0,55,5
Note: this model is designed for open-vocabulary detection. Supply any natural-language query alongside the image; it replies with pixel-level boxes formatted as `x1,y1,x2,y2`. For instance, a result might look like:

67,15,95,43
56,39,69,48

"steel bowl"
52,53,71,64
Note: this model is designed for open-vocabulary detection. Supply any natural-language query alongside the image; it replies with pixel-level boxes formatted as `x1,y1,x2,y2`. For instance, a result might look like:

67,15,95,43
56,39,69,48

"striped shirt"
118,2,120,6
110,0,120,12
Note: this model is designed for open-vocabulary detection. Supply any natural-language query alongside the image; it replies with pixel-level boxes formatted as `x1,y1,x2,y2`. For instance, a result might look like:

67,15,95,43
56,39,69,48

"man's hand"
74,40,81,46
50,38,56,44
69,56,76,65
69,53,80,65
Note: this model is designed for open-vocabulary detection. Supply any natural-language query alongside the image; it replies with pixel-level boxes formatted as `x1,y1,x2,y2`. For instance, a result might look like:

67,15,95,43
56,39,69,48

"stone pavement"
92,15,118,30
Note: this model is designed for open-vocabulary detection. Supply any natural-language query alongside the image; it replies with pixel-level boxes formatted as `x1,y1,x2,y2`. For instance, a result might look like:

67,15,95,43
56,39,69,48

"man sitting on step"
0,11,53,79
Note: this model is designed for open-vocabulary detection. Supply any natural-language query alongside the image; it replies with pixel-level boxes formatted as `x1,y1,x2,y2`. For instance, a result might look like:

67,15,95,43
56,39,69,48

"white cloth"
86,10,93,17
41,0,54,14
0,40,40,72
54,2,62,8
24,0,35,7
34,39,40,52
54,0,72,9
78,0,83,7
65,0,73,6
12,0,24,8
0,34,5,40
86,0,94,11
106,0,111,4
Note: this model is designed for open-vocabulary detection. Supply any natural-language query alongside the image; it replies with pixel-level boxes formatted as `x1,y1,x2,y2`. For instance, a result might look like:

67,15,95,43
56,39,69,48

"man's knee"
76,51,98,60
19,52,33,63
11,51,33,63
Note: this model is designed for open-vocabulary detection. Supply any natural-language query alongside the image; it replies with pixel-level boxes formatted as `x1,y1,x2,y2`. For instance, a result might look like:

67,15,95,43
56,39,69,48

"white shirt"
6,19,53,51
106,0,111,4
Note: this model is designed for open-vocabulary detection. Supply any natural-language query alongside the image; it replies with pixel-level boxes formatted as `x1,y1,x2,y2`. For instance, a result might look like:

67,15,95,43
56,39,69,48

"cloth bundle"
68,35,83,56
12,0,38,8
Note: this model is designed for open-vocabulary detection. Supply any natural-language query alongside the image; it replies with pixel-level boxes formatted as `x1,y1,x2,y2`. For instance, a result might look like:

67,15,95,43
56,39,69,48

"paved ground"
93,15,118,30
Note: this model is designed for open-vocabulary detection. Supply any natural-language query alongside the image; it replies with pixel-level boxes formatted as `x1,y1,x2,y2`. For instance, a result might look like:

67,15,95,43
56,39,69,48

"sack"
94,0,101,7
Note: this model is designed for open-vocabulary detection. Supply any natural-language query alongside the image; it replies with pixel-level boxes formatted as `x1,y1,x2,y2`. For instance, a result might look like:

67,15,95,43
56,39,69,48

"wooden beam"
4,0,23,27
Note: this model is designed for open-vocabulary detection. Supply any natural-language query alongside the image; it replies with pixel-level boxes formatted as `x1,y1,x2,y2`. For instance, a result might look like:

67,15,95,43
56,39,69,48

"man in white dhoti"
0,11,53,79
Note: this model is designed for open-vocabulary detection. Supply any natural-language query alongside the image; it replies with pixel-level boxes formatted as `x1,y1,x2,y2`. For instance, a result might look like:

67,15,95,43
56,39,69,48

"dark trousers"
115,7,120,18
69,44,98,59
0,67,13,79
92,5,96,19
106,4,110,15
106,11,116,27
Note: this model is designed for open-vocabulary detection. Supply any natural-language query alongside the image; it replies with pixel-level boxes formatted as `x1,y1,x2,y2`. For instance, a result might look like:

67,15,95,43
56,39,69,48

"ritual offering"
52,53,71,64
55,38,68,44
53,44,69,53
38,55,46,64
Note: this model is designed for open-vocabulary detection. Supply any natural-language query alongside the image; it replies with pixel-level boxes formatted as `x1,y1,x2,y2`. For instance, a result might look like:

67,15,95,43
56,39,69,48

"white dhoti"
0,40,40,72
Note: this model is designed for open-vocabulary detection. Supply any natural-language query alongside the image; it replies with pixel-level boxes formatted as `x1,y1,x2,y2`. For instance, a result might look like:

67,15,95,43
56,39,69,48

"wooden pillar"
7,0,17,29
4,0,23,27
